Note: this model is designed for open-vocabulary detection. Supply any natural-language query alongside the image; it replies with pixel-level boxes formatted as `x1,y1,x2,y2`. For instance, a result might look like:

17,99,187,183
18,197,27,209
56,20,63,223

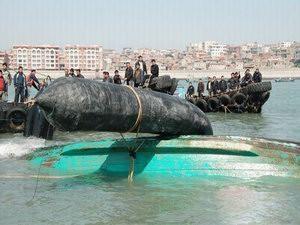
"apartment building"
0,51,11,64
208,43,228,58
11,45,60,69
64,45,103,70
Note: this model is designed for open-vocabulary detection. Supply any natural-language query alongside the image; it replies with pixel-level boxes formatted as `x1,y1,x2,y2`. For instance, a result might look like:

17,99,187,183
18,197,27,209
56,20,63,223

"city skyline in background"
0,0,299,51
2,40,299,72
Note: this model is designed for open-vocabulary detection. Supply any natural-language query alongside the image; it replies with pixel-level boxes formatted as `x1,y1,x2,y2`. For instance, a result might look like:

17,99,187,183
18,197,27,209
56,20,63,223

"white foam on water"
0,135,46,159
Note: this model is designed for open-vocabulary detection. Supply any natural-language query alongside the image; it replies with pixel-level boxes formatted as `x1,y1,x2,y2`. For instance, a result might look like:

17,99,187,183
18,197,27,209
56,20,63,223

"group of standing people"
0,63,44,103
111,56,159,87
64,56,160,88
187,68,263,97
102,56,159,87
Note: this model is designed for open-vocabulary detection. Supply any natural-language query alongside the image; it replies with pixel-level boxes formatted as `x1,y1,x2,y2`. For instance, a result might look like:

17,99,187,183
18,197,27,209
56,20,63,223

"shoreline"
17,68,300,80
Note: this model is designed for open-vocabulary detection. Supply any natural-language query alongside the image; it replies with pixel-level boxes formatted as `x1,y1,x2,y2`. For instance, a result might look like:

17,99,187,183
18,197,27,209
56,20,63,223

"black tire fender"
242,81,272,94
24,105,38,137
219,94,231,106
232,93,247,105
195,98,208,112
187,96,196,105
6,107,26,132
207,97,220,112
32,107,47,138
261,91,270,104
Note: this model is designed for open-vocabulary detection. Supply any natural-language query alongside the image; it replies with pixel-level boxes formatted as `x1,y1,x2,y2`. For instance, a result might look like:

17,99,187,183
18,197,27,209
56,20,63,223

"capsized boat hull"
27,136,300,179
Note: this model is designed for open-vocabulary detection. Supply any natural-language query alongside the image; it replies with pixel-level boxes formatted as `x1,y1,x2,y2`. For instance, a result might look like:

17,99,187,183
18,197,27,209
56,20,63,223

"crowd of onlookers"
186,69,263,97
0,63,48,103
64,55,160,88
0,57,263,104
0,55,160,104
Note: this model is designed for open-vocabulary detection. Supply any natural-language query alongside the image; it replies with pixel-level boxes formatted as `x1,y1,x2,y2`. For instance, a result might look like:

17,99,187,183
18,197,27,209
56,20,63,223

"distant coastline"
18,67,300,80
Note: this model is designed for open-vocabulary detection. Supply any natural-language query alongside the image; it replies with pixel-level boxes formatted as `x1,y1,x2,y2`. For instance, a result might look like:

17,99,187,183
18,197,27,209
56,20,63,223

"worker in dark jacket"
133,64,142,87
69,68,76,77
218,76,227,93
206,77,212,96
252,68,262,83
186,82,195,97
197,79,205,97
102,71,113,83
150,59,159,80
234,72,240,88
76,69,84,78
211,76,219,95
241,69,252,87
124,62,133,85
113,70,122,84
13,66,27,103
228,73,235,90
135,55,147,85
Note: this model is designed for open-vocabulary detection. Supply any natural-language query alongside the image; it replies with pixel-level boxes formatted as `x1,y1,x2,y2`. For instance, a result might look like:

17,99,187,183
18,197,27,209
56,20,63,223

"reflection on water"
208,113,269,138
1,162,300,225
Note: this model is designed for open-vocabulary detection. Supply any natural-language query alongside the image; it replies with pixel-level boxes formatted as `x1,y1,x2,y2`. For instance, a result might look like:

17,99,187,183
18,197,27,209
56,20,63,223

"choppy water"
0,79,300,224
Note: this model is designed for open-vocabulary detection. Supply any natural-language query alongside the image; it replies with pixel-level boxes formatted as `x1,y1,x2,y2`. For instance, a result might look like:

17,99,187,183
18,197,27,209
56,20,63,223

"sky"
0,0,299,51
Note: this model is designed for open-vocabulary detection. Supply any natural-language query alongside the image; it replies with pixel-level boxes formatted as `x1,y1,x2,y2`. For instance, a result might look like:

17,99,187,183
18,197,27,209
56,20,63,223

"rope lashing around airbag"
119,85,144,182
124,85,143,133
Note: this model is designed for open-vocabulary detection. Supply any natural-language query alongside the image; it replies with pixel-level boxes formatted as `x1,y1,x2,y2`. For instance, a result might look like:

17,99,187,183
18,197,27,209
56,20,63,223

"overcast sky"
0,0,299,51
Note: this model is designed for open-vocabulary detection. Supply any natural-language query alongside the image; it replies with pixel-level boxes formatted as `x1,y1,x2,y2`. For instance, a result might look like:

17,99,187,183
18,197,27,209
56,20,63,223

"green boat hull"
27,136,300,179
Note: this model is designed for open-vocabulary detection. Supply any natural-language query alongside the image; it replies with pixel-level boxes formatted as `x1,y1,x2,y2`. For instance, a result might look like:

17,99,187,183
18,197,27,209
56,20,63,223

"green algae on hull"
28,136,300,179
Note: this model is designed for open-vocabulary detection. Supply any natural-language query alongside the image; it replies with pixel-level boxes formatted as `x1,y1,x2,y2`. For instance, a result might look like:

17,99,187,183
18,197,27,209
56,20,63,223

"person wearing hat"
113,70,122,84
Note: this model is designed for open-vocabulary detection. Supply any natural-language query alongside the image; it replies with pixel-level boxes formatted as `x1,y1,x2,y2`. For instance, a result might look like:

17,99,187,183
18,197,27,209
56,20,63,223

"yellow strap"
124,85,143,133
128,157,135,182
120,85,144,182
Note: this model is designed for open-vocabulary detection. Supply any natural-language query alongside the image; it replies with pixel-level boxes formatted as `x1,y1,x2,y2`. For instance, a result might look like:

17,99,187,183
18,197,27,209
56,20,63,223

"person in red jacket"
0,70,6,101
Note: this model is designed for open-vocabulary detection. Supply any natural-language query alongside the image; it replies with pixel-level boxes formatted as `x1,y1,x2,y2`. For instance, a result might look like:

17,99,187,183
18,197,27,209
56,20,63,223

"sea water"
0,80,300,224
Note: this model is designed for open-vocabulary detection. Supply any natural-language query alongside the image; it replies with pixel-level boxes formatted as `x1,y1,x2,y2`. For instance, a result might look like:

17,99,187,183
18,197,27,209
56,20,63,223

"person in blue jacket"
13,66,27,103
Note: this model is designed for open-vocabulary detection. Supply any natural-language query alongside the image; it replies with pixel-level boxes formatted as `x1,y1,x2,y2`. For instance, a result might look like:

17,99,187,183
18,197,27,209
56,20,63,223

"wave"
0,134,46,159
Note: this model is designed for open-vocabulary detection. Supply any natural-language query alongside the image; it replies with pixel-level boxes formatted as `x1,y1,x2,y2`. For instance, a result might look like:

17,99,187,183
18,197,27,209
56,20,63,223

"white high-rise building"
279,42,293,49
64,45,103,70
202,41,218,53
188,41,227,57
208,43,227,57
11,45,60,69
